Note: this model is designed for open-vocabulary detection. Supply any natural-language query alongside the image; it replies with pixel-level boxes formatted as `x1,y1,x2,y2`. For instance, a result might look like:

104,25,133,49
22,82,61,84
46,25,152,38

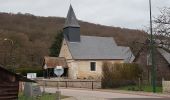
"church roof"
66,36,134,62
64,5,80,28
118,46,135,63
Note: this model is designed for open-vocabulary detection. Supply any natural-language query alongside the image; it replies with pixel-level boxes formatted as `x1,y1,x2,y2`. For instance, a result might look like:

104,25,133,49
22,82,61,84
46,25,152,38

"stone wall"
59,39,72,59
36,79,101,89
75,60,123,79
162,80,170,94
76,60,102,79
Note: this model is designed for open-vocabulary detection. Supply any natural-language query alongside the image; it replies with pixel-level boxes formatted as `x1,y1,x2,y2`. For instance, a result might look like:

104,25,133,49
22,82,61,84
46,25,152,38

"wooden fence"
35,79,101,90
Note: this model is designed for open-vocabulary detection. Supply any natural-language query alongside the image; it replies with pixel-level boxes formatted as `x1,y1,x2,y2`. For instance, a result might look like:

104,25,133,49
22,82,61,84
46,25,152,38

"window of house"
90,62,96,71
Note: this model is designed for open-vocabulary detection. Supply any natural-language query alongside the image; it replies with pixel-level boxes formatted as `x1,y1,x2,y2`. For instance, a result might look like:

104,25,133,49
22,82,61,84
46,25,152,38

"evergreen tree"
49,30,63,57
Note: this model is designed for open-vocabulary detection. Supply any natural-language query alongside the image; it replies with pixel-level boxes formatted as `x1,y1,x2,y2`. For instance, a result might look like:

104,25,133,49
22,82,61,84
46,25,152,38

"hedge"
102,62,142,88
15,67,43,77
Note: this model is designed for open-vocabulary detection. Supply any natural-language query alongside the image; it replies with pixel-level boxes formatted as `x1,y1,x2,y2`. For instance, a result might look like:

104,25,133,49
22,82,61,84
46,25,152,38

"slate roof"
66,36,134,62
64,5,80,28
157,48,170,64
118,46,135,63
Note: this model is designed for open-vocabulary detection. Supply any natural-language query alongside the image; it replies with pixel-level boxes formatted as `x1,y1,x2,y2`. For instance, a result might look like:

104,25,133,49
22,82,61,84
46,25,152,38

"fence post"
162,78,164,93
43,80,46,93
66,81,68,88
138,77,141,90
56,91,61,100
57,80,59,90
92,81,94,90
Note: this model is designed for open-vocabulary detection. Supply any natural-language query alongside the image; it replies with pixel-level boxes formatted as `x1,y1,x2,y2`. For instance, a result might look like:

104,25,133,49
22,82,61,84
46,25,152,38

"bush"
15,67,43,77
102,62,142,88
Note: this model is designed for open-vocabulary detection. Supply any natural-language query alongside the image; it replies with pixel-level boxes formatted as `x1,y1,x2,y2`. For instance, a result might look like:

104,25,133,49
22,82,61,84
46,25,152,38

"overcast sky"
0,0,170,29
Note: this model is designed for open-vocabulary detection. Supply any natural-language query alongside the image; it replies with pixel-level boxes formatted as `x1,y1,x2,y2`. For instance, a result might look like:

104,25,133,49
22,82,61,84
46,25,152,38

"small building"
42,57,68,78
58,5,135,79
134,45,170,83
0,65,34,100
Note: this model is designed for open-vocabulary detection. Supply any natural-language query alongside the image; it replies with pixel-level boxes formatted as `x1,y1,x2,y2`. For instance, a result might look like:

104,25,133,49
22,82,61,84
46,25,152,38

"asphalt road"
43,87,166,100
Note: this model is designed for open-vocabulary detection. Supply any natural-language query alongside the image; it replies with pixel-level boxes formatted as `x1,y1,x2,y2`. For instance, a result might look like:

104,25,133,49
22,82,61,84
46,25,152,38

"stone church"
59,5,134,79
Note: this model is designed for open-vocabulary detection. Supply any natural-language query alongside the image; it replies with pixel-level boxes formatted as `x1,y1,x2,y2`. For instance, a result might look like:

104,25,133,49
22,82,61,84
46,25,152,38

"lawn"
116,85,162,93
18,93,69,100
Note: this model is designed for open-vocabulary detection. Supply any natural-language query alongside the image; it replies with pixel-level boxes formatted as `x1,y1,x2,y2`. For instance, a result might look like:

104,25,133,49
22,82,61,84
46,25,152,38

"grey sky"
0,0,170,29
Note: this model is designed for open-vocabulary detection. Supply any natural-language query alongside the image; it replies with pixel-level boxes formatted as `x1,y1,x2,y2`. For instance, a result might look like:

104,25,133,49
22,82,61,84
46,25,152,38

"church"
58,5,135,79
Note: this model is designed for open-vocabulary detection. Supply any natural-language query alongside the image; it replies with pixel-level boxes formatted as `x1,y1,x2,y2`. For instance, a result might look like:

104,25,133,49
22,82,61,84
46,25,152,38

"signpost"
54,66,64,100
54,66,64,77
27,73,37,79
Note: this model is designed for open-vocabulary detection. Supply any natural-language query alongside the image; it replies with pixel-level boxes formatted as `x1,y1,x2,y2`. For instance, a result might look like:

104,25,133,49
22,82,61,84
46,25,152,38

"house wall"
155,50,170,80
63,58,124,80
0,68,19,99
59,39,72,59
134,48,150,82
67,60,78,79
59,39,75,79
134,48,170,84
71,60,123,80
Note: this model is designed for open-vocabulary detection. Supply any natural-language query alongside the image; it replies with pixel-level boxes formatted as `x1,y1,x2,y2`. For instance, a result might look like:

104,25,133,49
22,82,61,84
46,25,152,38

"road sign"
27,73,37,79
44,64,47,69
54,66,64,77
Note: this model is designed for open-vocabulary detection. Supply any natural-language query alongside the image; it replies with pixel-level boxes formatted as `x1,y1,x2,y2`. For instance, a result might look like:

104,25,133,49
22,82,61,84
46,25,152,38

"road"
43,87,165,100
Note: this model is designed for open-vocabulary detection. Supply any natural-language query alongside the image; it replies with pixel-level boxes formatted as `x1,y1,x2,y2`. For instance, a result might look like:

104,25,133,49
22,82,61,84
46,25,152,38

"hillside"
0,12,147,67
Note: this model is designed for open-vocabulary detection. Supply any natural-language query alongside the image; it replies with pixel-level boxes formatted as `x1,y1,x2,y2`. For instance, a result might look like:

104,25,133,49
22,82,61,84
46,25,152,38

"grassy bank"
116,85,162,93
19,93,69,100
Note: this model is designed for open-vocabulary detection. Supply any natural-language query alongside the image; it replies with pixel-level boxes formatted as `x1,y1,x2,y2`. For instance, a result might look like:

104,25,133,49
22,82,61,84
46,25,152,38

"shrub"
15,67,43,77
102,62,142,88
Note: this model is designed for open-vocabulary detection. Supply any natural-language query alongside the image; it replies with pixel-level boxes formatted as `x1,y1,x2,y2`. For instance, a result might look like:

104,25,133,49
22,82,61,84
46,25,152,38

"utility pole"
149,0,156,93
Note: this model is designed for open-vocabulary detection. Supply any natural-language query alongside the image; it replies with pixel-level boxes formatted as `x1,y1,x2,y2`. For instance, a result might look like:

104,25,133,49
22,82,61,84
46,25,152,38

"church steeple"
64,5,80,28
63,5,80,42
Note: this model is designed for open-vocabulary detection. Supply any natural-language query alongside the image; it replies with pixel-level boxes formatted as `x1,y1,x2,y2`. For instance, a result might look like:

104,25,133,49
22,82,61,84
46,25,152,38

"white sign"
27,73,37,79
44,64,47,69
54,66,64,76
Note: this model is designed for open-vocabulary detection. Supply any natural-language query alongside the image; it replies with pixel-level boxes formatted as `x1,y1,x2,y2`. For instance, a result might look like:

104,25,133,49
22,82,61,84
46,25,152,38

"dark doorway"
62,68,68,77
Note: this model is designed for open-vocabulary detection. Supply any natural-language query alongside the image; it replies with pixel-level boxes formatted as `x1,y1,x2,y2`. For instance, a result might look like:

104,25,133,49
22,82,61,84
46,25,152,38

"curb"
59,88,170,98
94,89,170,98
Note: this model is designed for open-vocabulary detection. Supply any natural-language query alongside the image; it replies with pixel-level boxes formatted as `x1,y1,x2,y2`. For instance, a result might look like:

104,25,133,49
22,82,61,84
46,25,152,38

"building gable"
59,39,73,59
134,47,170,80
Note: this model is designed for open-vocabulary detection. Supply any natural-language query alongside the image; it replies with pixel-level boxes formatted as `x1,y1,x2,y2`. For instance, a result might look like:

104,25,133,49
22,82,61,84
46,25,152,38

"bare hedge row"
102,62,142,88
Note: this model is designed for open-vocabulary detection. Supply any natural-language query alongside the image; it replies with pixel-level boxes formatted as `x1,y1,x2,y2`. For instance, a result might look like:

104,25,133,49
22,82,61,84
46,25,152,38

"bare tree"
153,7,170,50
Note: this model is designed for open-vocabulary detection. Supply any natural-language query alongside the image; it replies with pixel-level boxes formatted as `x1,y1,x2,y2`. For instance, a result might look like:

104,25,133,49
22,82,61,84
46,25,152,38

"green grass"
18,93,69,100
116,85,162,93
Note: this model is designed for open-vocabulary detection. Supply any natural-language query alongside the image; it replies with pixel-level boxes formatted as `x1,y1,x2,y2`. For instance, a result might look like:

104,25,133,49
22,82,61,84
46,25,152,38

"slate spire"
63,5,81,42
64,5,80,28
